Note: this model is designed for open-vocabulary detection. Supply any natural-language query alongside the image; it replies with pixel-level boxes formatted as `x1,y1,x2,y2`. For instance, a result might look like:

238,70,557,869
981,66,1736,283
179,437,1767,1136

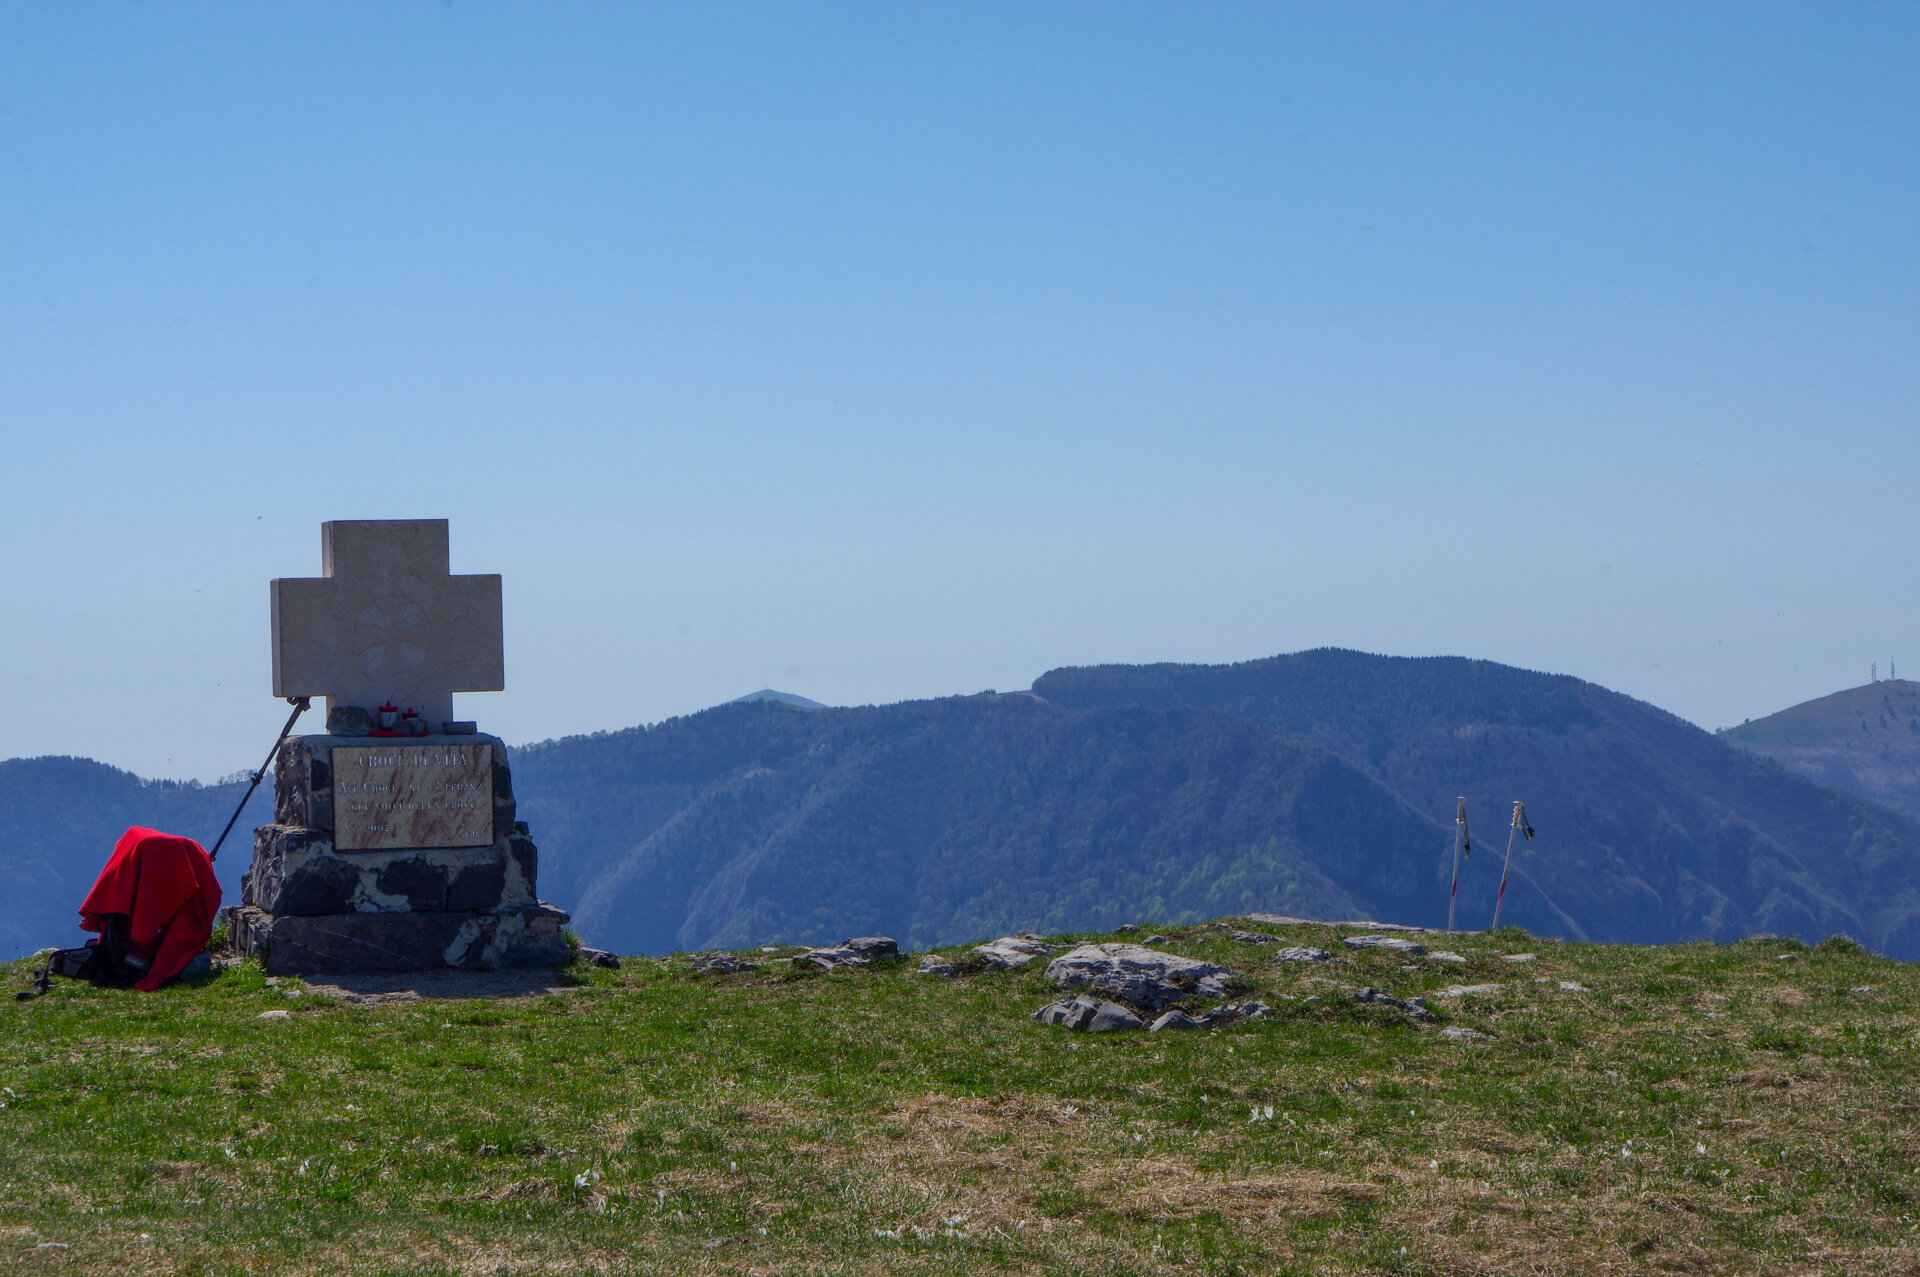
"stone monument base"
228,902,570,975
225,727,573,976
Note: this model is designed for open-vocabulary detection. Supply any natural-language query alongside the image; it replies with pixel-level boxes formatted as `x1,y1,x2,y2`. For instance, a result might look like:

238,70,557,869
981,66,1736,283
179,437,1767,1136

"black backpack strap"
14,960,54,1000
15,914,162,998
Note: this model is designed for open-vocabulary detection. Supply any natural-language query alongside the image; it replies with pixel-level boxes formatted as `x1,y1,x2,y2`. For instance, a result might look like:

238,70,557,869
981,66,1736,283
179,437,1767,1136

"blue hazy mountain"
0,757,270,959
9,650,1920,961
725,690,829,710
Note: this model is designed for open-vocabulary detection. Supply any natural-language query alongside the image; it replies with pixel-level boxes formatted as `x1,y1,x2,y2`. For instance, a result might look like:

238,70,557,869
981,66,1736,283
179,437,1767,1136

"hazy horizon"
5,5,1917,779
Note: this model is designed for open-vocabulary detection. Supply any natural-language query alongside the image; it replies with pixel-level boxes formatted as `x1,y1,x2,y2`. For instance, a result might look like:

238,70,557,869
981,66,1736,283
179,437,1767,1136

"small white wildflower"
298,1160,309,1176
730,1161,737,1173
1696,1143,1707,1155
1264,1105,1274,1119
575,1173,591,1189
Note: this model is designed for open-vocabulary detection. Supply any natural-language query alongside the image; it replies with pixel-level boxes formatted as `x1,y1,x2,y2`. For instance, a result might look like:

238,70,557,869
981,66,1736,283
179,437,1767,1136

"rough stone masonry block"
271,733,516,838
227,903,570,975
242,824,539,916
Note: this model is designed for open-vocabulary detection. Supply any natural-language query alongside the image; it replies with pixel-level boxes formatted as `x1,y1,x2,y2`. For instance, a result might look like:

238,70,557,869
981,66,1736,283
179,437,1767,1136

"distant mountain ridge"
726,689,829,710
1034,650,1920,954
10,650,1920,962
0,757,269,958
1719,681,1920,821
513,694,1449,954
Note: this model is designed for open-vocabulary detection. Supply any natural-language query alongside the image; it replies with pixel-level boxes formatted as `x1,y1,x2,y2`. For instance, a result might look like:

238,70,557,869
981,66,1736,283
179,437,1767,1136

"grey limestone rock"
916,955,956,976
972,936,1053,969
1087,973,1197,1013
1345,935,1428,955
577,947,620,969
838,936,899,960
1032,994,1144,1032
1434,983,1503,999
1046,943,1235,995
799,946,868,970
1352,986,1437,1022
1151,1000,1272,1031
1427,951,1468,964
691,951,760,974
1272,946,1334,963
1443,1025,1490,1041
1231,931,1280,944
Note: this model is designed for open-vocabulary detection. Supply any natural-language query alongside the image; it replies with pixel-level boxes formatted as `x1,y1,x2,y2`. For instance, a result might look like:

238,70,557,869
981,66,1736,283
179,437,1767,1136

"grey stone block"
243,825,538,916
1031,993,1145,1032
326,705,375,736
228,903,570,975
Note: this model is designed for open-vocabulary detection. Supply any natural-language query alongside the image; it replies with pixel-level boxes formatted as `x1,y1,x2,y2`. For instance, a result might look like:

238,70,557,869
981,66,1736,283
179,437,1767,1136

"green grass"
3,922,1918,1274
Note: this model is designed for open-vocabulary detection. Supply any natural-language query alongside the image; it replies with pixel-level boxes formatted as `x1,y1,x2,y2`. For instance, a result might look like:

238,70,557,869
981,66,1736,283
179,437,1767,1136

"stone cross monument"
228,519,570,974
271,519,503,731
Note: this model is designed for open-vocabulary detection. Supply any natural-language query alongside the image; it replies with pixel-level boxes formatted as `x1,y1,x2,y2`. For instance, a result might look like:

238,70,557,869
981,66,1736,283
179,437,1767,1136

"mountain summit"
503,649,1920,958
725,689,829,710
1719,680,1920,820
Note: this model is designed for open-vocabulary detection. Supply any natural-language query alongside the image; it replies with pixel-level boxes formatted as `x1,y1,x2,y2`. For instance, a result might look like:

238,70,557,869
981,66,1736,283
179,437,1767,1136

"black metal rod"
208,696,310,862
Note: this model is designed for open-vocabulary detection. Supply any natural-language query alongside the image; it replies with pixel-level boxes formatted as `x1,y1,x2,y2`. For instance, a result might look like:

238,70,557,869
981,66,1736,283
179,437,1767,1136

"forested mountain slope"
511,695,1450,955
1034,649,1920,955
0,757,268,958
1719,680,1920,821
9,650,1920,963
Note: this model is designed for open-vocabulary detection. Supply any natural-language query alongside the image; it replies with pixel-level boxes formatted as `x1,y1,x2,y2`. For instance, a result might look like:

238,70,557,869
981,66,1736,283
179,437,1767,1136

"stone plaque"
332,744,495,851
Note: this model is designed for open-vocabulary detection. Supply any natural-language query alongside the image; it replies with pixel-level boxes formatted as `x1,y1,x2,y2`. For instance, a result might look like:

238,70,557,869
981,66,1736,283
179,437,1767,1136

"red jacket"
78,827,222,991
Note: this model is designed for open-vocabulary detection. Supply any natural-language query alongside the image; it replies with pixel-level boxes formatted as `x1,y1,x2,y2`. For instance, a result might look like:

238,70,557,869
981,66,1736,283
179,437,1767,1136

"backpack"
15,914,152,1000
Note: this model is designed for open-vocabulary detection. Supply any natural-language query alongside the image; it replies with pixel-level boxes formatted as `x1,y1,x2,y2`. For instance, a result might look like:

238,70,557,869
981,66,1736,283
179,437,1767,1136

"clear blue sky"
3,3,1917,780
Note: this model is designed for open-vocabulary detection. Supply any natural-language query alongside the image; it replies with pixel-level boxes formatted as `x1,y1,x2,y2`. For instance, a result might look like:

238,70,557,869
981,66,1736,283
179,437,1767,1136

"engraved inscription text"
332,744,494,851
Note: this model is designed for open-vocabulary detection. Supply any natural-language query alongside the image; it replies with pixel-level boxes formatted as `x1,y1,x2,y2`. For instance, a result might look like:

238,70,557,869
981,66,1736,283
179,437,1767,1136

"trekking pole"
1447,797,1470,931
208,696,310,862
1490,801,1535,931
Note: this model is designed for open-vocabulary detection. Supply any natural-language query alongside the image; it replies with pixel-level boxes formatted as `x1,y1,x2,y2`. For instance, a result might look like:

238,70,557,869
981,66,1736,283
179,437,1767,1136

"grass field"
2,919,1917,1275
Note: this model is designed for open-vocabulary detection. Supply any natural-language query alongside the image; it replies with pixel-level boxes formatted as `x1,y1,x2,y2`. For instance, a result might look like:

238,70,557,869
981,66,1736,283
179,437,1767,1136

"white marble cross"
271,520,503,728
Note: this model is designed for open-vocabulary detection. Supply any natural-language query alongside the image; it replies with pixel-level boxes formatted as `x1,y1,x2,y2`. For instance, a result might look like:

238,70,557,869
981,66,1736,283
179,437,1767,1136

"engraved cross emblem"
271,520,504,729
